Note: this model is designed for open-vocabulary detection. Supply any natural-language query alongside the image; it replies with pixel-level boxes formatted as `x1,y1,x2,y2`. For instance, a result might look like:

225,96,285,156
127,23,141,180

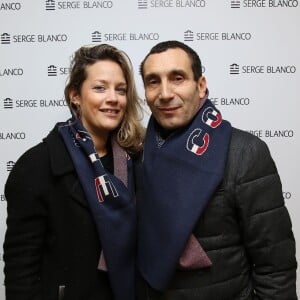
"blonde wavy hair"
64,44,145,154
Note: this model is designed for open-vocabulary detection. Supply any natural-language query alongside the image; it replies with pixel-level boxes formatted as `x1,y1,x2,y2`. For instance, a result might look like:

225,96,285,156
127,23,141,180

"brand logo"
264,129,294,137
2,97,67,109
283,192,292,200
45,0,114,10
45,0,55,10
229,63,297,74
138,0,206,9
92,31,102,42
6,161,15,171
186,106,222,156
1,32,68,44
0,2,21,10
230,63,240,74
0,68,24,76
1,33,10,44
184,30,194,41
95,175,118,202
0,132,26,140
231,0,240,8
184,30,252,42
3,97,13,108
231,0,299,8
210,97,251,106
248,129,295,138
202,107,222,128
47,65,70,76
138,0,148,8
48,65,57,76
187,129,209,155
90,30,160,42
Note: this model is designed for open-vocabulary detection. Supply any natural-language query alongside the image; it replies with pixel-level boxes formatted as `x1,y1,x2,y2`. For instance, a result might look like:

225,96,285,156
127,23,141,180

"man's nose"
159,81,174,101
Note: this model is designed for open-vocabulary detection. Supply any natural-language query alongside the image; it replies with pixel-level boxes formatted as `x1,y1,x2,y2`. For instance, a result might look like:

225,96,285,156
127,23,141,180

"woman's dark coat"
3,127,114,300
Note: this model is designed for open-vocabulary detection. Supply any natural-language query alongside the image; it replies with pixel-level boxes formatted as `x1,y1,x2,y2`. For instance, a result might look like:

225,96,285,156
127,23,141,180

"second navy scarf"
137,99,232,291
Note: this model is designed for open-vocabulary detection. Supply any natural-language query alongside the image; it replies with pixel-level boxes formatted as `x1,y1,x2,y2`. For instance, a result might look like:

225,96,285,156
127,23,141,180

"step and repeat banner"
0,0,299,297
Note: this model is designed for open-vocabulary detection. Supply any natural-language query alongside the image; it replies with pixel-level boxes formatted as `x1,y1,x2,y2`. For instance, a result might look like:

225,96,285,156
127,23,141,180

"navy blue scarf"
58,117,136,300
137,99,232,291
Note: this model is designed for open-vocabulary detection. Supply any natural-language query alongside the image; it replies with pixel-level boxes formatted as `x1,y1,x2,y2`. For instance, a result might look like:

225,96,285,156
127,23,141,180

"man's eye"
148,79,158,85
174,76,183,82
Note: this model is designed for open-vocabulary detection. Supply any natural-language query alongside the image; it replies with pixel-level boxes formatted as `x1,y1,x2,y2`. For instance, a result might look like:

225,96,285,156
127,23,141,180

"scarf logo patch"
187,129,209,155
202,107,222,128
88,152,119,203
186,106,222,156
74,131,92,147
95,175,119,202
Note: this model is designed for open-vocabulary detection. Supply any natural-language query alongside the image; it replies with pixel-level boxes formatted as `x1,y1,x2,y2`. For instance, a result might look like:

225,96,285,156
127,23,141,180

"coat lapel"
43,126,88,208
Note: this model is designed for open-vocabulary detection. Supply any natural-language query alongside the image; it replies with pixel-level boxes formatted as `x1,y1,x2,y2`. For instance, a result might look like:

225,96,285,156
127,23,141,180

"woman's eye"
117,87,127,95
94,86,105,91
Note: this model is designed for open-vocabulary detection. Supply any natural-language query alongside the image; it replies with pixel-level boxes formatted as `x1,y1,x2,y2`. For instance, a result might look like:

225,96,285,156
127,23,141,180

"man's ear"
198,76,207,99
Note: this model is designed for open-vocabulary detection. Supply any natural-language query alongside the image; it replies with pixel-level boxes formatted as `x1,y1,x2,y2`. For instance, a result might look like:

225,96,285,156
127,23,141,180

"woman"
3,44,144,300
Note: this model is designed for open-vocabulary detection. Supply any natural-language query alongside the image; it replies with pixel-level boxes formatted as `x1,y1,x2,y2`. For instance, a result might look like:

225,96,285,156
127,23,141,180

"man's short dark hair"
140,40,202,82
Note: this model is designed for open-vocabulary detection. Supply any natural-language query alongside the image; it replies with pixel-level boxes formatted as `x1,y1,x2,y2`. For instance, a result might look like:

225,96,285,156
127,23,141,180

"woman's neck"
91,132,110,157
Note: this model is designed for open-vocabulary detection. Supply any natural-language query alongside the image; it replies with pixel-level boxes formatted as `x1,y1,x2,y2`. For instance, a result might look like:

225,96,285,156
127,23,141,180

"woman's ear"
69,91,81,117
69,90,80,106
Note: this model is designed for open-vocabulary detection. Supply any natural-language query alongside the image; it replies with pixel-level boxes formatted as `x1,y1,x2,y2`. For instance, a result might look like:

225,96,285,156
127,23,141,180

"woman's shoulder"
5,127,60,186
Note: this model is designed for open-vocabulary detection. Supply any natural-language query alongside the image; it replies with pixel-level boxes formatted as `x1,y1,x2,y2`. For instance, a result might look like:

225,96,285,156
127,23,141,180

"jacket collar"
43,125,89,208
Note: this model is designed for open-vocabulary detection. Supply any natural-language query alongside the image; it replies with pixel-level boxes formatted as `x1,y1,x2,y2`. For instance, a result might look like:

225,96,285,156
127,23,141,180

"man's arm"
235,134,297,299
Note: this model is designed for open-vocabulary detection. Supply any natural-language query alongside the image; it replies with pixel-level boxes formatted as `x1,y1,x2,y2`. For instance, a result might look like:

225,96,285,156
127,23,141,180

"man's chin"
157,119,181,131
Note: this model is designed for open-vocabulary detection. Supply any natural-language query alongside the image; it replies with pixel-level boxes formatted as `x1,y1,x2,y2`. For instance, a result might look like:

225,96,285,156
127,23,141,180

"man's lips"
157,106,180,113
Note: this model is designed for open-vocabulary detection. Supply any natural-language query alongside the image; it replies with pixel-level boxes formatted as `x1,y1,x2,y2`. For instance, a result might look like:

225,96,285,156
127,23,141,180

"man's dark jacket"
136,128,297,300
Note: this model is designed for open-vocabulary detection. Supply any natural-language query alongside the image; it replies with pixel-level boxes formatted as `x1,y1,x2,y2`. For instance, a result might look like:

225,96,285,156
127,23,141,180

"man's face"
143,48,206,130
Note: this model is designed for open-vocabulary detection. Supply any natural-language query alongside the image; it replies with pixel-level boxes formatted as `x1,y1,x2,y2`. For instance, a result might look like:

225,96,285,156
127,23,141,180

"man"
136,40,297,299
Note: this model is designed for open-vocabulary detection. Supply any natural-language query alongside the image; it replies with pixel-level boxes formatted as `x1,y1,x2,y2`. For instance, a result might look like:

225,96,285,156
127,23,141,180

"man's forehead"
143,48,191,75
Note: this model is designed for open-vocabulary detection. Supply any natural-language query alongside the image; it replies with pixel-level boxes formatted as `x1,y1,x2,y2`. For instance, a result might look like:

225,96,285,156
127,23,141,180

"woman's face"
72,59,127,138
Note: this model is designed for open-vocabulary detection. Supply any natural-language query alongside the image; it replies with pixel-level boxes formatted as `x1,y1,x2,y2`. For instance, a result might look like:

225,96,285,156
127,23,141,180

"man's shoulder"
226,127,276,179
231,127,257,141
230,127,266,150
227,127,272,167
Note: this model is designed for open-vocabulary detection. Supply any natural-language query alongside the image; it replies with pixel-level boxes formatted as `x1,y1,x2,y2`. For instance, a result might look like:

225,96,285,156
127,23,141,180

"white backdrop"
0,0,299,297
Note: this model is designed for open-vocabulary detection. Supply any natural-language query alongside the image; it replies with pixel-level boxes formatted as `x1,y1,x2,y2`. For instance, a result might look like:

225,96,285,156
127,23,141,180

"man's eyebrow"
144,72,158,81
170,69,187,76
144,69,186,79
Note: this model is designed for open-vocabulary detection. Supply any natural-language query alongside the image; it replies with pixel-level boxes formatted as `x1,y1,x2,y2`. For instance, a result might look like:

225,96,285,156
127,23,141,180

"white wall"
0,0,299,297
